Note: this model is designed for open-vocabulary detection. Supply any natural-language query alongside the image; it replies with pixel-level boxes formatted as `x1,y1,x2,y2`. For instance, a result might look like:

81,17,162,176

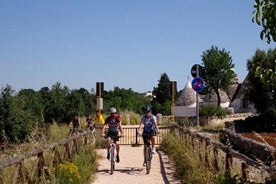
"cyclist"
86,115,94,131
101,107,124,163
69,113,81,134
138,105,159,165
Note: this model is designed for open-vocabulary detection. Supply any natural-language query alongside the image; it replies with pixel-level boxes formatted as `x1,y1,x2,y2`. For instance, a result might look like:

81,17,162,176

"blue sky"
0,0,274,93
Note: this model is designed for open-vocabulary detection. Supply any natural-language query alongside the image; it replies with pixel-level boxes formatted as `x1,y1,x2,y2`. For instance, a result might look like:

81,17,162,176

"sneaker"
152,147,156,154
116,155,120,163
107,152,110,160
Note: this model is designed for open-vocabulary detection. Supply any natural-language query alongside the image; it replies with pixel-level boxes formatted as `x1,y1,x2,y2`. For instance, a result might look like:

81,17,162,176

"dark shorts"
107,131,119,142
142,131,156,146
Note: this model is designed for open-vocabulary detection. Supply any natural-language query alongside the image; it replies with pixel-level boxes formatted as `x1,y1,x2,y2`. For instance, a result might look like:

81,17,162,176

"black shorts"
107,131,119,142
142,131,156,146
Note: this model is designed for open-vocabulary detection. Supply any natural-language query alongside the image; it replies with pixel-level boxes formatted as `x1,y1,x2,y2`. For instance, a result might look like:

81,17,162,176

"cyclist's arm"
69,121,73,128
101,124,107,136
154,117,159,132
78,120,81,129
118,121,124,136
138,121,144,135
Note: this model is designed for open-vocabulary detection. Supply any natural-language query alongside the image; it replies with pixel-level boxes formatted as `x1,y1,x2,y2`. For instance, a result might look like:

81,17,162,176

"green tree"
47,82,70,124
38,87,52,123
201,46,235,106
252,0,276,44
246,48,276,117
104,87,145,114
0,85,38,142
77,88,96,116
17,89,44,125
152,73,172,115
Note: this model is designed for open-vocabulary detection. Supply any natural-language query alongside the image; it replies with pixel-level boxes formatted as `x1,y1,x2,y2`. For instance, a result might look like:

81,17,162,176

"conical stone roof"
176,80,202,106
204,89,230,103
225,70,241,100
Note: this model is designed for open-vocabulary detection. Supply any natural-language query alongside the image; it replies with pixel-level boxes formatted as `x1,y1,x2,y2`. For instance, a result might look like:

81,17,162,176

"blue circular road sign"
192,77,204,92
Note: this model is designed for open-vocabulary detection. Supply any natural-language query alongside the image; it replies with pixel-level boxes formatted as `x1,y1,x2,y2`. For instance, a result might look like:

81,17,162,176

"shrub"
72,144,98,183
160,134,215,183
199,104,227,118
58,161,81,184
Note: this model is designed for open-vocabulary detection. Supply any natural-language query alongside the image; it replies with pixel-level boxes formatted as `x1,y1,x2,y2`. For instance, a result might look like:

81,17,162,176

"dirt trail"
92,145,181,184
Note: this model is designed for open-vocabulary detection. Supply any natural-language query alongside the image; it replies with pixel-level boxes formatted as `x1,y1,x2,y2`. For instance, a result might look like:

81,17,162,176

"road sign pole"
196,65,199,128
191,64,204,129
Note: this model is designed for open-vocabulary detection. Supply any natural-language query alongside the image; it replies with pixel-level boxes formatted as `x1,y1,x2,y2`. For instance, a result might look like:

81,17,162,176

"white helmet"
110,107,117,114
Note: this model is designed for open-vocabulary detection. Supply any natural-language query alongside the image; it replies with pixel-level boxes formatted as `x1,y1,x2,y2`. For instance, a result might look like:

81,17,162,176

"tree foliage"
246,48,276,117
252,0,276,43
0,83,152,142
0,85,39,142
103,87,146,114
0,71,176,142
201,46,235,106
152,73,172,115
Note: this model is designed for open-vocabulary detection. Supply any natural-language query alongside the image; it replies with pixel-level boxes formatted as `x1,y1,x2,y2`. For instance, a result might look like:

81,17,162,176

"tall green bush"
199,104,227,118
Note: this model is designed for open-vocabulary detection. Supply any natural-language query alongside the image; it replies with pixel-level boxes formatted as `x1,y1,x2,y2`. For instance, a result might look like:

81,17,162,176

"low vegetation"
0,123,98,184
160,133,275,184
160,133,216,183
199,104,227,118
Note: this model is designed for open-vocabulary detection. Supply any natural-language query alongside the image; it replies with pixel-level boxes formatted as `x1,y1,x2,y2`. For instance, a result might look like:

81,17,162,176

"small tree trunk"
215,89,221,107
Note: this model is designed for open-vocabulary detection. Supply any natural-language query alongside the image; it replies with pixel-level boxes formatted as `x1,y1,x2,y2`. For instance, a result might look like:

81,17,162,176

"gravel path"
92,145,181,184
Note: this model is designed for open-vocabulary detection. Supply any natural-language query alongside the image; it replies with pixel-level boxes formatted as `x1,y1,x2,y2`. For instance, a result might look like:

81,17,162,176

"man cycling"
138,105,159,165
69,113,81,134
101,107,124,163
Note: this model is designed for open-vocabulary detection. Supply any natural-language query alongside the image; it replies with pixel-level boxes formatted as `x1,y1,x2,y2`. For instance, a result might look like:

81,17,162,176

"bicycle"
83,124,96,144
69,127,82,136
102,134,123,175
139,131,160,174
143,134,153,174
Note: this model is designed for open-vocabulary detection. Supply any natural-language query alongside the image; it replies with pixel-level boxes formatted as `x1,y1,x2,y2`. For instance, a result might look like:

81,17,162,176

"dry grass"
0,122,97,184
160,133,217,184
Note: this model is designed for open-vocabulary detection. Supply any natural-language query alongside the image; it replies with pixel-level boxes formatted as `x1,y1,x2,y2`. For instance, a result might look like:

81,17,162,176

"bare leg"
151,136,156,149
116,142,120,155
107,137,111,152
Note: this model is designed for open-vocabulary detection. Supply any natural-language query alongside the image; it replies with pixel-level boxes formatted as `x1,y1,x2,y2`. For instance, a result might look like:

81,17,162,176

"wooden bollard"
225,149,232,175
64,143,71,160
199,139,203,161
37,152,45,179
205,138,210,169
192,135,195,149
241,162,249,181
213,147,220,172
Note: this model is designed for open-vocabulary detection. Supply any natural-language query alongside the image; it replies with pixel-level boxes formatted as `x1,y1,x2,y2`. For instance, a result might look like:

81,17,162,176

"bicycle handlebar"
101,135,124,139
137,130,160,136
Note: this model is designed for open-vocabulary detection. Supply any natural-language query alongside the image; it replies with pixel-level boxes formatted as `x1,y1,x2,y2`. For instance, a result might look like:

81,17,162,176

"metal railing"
94,125,170,145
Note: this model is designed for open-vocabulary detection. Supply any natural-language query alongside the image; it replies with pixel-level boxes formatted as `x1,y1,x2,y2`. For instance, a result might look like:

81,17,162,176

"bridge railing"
0,130,95,184
169,123,275,183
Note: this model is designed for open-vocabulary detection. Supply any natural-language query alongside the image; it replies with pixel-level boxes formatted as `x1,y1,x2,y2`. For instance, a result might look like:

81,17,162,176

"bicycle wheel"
146,146,152,174
110,146,115,175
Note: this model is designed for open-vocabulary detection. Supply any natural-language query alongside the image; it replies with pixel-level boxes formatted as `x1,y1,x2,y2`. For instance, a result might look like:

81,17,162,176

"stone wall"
220,129,276,165
201,113,253,126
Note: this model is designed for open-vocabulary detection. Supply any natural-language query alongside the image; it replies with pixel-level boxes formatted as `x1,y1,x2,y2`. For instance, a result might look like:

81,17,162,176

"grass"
0,122,98,184
70,143,98,183
160,133,216,184
160,132,276,184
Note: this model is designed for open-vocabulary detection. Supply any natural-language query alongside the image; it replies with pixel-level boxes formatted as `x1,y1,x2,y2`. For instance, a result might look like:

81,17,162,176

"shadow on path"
97,167,143,175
